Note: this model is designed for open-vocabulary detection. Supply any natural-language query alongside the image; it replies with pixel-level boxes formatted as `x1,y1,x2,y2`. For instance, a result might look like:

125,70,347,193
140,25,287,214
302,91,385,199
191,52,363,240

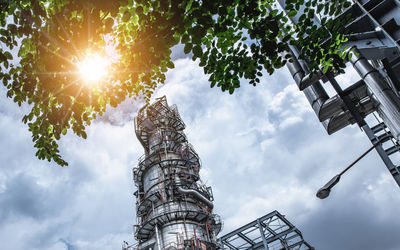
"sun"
76,53,111,84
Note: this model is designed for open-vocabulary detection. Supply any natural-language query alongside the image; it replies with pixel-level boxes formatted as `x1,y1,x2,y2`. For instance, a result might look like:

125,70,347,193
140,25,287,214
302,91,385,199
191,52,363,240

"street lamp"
316,139,383,199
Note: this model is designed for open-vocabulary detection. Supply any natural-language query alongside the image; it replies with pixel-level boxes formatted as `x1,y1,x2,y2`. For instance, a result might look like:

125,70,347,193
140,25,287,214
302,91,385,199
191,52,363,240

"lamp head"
316,174,341,199
316,188,331,199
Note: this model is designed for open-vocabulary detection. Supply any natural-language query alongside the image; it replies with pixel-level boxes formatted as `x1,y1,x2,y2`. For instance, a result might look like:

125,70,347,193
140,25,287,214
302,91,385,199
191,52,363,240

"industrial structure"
129,96,222,250
122,97,313,250
119,1,400,248
280,0,400,187
220,211,313,250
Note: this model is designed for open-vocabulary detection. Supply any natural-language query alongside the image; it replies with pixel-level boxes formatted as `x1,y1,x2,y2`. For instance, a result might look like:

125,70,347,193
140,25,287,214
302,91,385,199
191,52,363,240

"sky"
1,52,400,250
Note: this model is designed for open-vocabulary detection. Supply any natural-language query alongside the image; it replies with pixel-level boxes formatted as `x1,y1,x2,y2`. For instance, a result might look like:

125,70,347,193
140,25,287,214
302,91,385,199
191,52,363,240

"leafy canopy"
0,0,351,166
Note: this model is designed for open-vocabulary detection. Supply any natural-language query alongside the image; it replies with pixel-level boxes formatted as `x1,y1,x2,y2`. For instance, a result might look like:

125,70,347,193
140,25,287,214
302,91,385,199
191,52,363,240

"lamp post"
316,70,386,200
316,139,383,199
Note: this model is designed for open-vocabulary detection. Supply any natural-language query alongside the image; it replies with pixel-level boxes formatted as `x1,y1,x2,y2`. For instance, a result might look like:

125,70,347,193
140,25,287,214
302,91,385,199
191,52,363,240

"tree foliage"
0,0,351,166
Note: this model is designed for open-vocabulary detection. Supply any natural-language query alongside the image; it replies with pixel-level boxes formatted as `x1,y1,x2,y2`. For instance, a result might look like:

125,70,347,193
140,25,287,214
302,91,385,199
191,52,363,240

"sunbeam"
76,53,111,84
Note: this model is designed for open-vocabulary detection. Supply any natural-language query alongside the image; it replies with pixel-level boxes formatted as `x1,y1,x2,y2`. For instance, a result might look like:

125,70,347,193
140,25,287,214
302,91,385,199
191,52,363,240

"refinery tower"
132,96,222,250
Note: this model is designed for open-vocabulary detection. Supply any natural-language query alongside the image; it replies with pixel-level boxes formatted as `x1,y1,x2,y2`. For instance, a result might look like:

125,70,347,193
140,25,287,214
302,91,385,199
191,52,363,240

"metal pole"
338,138,383,177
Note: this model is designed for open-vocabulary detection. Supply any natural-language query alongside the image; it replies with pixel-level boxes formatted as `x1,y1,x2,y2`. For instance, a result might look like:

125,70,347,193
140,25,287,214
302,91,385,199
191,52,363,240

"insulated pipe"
154,225,162,250
278,0,323,92
174,175,214,209
323,111,354,135
152,202,163,250
274,3,344,128
286,47,334,125
351,49,400,140
176,187,214,209
323,94,376,134
280,0,366,132
286,47,377,134
286,53,324,90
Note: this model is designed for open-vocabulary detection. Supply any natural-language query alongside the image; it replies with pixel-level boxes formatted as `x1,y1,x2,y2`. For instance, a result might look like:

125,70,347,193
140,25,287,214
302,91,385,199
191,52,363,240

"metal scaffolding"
280,0,400,187
129,96,222,250
220,211,314,250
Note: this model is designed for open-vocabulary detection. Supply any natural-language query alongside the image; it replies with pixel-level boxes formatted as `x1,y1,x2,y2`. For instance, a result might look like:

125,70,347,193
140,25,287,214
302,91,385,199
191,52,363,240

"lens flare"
77,53,111,84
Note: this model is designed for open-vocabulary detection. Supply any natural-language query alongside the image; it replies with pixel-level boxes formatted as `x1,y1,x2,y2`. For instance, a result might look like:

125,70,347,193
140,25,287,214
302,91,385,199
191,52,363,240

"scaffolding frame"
219,211,313,250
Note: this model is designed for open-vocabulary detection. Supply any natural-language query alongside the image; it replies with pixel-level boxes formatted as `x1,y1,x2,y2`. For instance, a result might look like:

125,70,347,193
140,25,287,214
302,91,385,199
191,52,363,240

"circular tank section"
142,152,180,193
161,222,210,249
146,201,205,221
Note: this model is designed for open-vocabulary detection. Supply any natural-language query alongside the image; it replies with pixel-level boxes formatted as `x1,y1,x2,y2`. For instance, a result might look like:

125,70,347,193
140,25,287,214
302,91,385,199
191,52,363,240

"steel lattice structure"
279,0,400,187
220,211,314,250
129,96,222,250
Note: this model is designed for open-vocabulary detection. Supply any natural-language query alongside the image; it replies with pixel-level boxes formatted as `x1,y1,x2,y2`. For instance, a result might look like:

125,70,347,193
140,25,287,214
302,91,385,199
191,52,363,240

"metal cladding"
133,96,222,250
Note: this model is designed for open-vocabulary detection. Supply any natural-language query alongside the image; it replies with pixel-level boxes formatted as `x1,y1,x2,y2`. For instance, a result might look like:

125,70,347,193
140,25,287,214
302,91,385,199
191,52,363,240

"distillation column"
133,96,222,250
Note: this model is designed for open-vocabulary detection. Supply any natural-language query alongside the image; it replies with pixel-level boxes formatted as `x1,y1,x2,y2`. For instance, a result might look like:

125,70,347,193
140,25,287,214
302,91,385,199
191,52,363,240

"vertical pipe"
193,225,199,249
286,47,330,123
179,202,189,240
153,202,163,250
351,49,400,140
154,224,162,250
205,221,211,242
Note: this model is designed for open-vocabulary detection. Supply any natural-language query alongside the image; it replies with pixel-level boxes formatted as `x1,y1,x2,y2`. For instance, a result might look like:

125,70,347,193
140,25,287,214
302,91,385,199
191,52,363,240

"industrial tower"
280,0,400,187
131,96,222,250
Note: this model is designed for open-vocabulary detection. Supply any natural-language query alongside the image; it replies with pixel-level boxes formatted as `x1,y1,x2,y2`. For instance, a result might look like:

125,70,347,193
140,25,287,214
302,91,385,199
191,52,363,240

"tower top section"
134,96,185,150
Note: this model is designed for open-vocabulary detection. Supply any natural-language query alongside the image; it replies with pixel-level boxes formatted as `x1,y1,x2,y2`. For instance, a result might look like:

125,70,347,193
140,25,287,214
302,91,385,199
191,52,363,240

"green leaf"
193,45,202,58
317,4,324,13
122,11,131,22
0,0,352,167
288,10,297,18
81,131,87,139
270,9,278,16
184,43,193,54
4,51,12,60
181,34,190,43
167,61,174,69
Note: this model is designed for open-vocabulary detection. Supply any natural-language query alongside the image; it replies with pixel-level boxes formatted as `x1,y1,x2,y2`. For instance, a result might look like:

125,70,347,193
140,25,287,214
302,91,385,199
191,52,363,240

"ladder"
362,112,400,185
